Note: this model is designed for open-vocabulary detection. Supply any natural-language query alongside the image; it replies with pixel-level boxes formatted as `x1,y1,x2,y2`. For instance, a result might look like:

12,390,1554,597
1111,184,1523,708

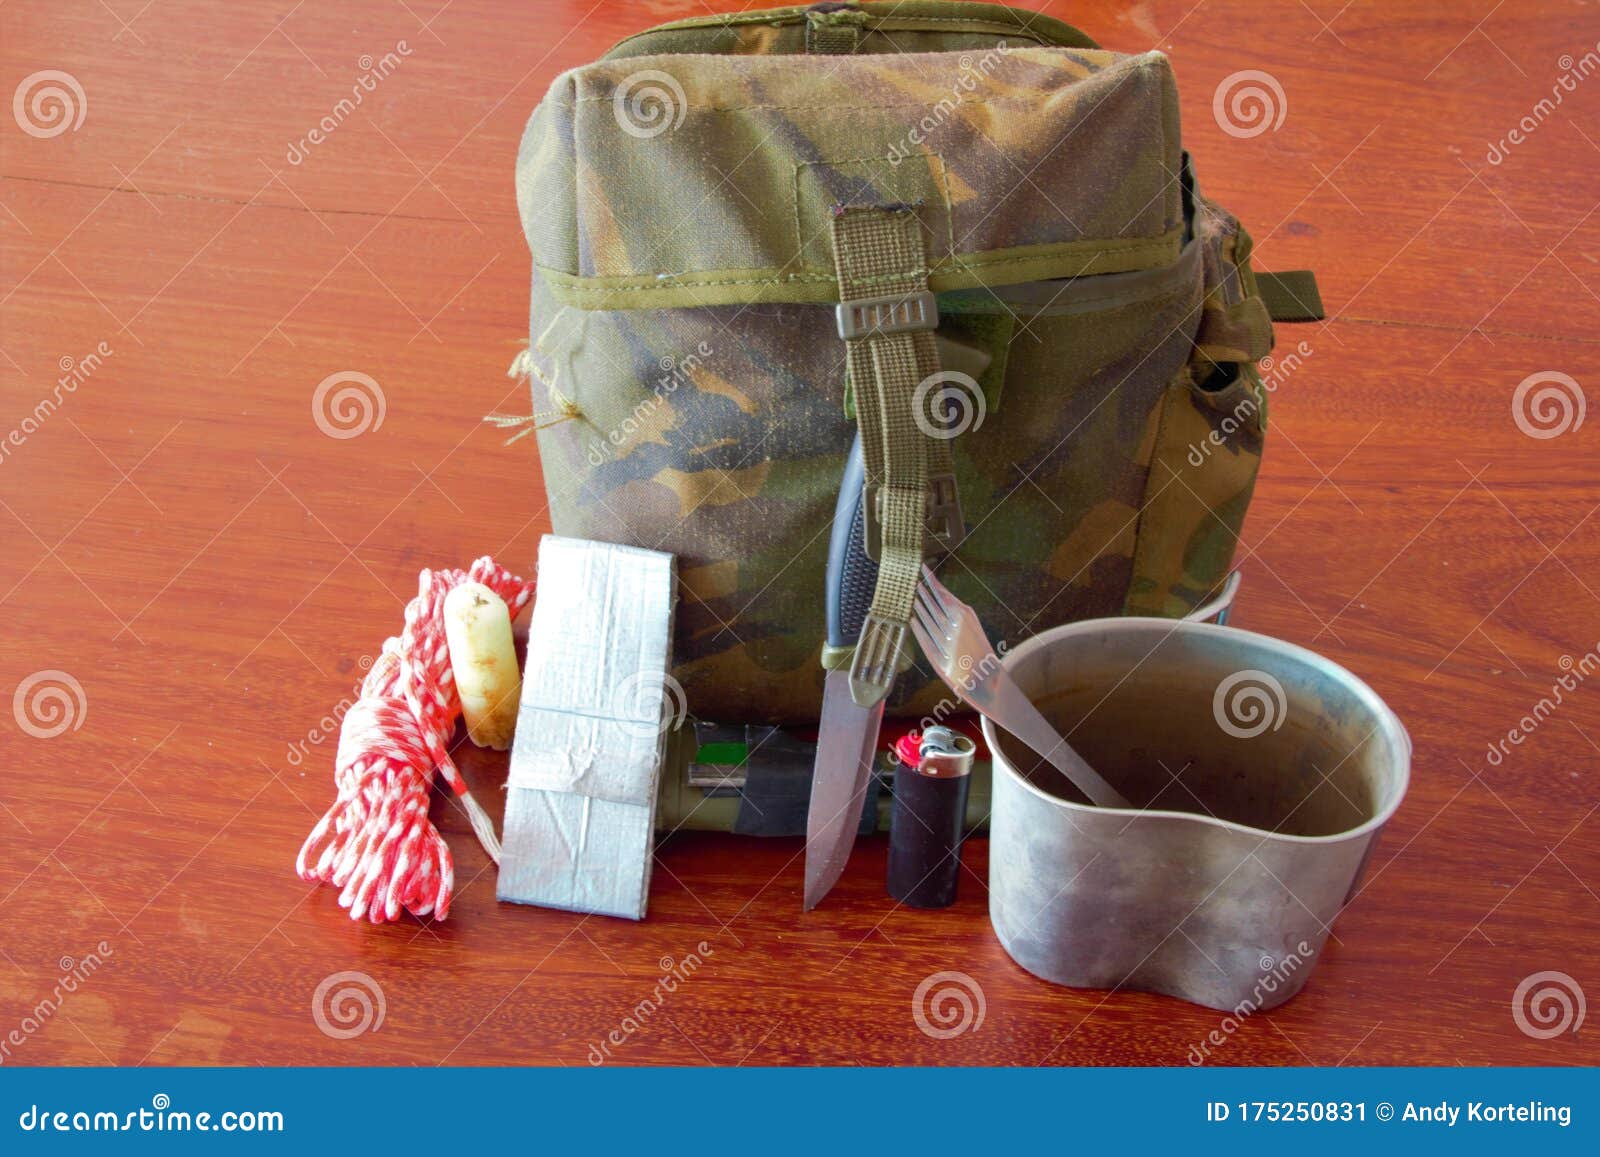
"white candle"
443,581,522,751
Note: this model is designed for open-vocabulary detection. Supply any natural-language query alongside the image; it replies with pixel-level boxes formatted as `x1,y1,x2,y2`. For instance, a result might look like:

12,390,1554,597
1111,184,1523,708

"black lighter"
886,727,975,908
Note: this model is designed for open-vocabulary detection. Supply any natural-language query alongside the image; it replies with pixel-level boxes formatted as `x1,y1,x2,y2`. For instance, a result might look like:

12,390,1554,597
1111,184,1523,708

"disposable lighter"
886,726,975,908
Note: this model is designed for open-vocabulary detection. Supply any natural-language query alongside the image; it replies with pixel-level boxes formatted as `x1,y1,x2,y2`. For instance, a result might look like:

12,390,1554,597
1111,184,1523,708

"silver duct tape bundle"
497,535,677,920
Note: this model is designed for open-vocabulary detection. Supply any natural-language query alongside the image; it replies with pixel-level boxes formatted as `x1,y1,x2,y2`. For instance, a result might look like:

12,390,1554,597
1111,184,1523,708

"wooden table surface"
2,0,1597,1068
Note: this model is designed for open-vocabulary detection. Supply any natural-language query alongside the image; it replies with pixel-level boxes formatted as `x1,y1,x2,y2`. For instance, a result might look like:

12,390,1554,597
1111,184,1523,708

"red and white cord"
295,556,534,924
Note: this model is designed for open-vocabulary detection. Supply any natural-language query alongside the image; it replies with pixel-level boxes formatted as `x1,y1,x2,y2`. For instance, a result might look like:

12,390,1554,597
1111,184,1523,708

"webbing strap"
1257,269,1325,322
830,206,937,707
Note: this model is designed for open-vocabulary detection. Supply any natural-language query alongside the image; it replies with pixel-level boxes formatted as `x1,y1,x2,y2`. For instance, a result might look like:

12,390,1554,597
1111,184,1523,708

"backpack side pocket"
1125,360,1266,616
1125,185,1275,617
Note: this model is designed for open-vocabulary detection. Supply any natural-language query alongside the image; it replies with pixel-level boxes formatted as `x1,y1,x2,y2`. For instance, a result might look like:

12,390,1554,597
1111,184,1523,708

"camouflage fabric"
515,2,1281,724
601,1,1097,60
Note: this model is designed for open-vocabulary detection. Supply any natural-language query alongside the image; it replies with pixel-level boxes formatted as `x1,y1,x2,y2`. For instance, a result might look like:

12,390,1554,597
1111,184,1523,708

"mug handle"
1184,571,1242,625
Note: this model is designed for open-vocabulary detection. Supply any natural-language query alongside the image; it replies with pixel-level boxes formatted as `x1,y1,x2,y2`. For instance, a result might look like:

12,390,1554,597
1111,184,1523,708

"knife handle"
825,432,878,651
887,760,971,909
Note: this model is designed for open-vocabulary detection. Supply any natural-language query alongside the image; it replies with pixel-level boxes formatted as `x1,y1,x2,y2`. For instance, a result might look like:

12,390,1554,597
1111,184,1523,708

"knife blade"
803,432,885,911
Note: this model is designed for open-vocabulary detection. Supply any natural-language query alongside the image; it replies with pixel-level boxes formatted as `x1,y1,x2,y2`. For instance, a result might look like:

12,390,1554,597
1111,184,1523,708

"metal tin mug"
985,618,1410,1012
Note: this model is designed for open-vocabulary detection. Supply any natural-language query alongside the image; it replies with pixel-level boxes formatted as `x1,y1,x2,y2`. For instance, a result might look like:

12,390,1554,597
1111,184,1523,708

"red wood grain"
1,0,1597,1067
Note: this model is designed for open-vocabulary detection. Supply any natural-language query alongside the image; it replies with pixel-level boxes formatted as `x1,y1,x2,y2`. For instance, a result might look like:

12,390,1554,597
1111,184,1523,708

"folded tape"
497,534,678,920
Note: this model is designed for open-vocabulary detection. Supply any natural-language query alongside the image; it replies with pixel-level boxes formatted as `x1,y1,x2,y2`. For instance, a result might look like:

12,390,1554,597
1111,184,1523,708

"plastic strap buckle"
847,612,908,707
924,471,963,553
835,291,938,340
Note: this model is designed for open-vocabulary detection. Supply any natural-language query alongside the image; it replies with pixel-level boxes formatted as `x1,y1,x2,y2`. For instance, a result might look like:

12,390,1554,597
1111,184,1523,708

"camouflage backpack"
514,1,1321,728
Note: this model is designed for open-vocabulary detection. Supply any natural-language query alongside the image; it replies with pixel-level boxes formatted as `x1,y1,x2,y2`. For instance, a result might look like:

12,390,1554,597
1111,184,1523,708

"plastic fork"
910,565,1131,808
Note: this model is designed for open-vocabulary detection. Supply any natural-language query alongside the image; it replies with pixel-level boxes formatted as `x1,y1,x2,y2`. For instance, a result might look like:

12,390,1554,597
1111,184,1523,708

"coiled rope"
295,557,534,923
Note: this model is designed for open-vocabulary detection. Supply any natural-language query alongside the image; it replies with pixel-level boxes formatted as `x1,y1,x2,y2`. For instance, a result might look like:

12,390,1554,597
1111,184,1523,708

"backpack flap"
517,47,1185,310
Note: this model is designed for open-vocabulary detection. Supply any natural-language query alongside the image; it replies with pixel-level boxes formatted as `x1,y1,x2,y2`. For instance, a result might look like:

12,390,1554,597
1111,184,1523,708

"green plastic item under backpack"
513,1,1323,730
